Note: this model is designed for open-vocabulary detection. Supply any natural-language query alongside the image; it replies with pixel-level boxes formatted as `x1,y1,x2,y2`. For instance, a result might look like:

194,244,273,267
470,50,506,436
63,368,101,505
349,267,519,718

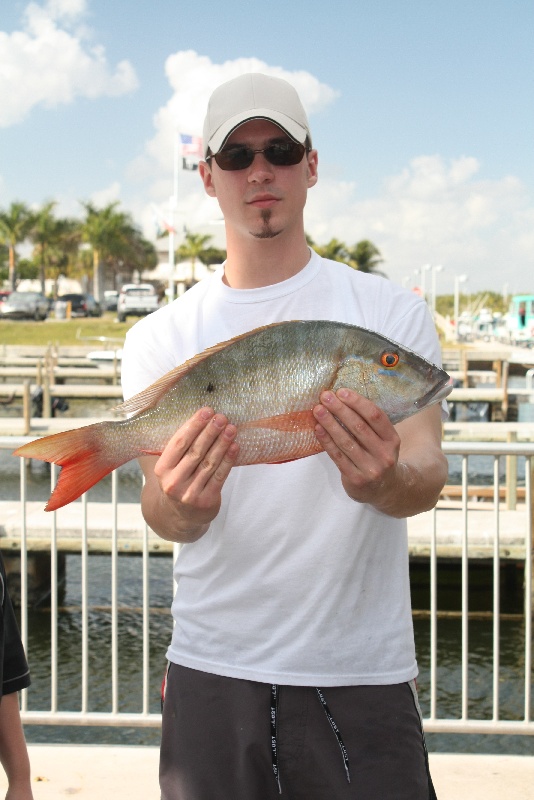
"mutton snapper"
14,320,452,511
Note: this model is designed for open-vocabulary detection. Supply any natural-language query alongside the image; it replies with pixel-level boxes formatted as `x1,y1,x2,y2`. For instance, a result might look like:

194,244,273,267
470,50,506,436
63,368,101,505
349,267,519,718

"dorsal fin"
115,320,290,417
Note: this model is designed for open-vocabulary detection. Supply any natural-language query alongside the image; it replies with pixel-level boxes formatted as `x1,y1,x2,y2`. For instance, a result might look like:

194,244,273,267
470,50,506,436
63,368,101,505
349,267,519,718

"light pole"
414,264,431,301
454,274,468,341
430,265,443,317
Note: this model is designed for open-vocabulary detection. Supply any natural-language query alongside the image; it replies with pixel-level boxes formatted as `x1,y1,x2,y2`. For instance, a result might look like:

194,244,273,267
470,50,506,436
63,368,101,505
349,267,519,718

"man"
121,72,448,799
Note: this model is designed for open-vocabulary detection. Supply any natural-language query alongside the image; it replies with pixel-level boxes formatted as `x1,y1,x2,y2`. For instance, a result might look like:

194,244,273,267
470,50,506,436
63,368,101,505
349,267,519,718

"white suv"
117,284,160,322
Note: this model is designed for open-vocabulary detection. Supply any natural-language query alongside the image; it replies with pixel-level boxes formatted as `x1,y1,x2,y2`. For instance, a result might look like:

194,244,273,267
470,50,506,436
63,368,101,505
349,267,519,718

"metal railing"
17,462,164,730
1,438,533,736
425,441,533,735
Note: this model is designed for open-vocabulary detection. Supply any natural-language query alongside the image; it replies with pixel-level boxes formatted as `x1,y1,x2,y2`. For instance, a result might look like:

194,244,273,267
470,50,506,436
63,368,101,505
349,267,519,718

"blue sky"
1,0,533,294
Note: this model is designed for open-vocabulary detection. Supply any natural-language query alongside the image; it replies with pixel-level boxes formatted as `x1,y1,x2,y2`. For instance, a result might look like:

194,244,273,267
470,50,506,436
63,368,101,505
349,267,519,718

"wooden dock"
0,366,120,382
0,498,529,561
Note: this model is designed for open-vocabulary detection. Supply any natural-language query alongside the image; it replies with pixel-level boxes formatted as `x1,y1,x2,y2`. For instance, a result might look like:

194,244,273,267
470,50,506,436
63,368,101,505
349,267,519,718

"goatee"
252,209,281,240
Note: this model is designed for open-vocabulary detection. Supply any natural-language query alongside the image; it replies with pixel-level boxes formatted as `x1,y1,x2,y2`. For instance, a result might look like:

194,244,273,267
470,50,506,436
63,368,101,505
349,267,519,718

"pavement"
0,746,533,798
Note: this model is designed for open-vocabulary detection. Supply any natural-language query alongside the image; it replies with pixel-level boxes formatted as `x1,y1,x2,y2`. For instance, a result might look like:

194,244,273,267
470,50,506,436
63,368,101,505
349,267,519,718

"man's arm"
0,692,33,800
313,389,448,518
139,407,239,543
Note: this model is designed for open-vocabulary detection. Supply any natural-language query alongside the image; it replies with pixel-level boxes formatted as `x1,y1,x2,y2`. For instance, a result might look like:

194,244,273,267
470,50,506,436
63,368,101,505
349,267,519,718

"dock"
0,497,530,561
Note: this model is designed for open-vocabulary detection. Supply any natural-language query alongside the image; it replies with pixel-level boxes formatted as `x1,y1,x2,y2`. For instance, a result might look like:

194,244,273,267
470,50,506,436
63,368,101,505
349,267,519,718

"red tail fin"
14,422,131,511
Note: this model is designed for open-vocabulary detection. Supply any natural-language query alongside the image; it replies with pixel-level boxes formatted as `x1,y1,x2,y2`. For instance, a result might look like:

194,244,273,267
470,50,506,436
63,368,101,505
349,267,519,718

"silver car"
0,291,49,320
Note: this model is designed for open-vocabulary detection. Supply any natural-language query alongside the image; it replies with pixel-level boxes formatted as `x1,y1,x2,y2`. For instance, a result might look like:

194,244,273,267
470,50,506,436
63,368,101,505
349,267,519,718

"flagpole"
168,134,179,303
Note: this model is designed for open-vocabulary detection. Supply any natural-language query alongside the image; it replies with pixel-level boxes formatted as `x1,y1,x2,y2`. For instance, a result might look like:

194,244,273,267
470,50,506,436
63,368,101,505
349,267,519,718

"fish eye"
380,352,400,368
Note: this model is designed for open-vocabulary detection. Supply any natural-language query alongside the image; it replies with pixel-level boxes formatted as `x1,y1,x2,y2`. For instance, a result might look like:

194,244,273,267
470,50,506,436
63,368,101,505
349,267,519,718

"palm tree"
307,234,386,276
176,230,214,284
347,240,386,276
0,201,34,289
29,205,84,297
44,218,83,298
311,237,350,263
81,202,120,300
108,230,158,289
80,202,156,300
29,200,59,295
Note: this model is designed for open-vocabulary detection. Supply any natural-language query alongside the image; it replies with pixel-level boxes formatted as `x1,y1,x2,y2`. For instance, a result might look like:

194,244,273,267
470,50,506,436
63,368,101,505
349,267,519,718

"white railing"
1,438,533,735
17,463,162,729
425,441,533,735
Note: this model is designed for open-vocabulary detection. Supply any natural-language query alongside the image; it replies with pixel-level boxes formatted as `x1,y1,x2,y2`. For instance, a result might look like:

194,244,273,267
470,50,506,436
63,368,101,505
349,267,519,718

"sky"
0,0,533,295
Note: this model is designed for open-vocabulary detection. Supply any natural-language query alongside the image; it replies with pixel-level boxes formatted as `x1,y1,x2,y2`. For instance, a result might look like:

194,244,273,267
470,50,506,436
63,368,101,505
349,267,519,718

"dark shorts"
160,664,437,800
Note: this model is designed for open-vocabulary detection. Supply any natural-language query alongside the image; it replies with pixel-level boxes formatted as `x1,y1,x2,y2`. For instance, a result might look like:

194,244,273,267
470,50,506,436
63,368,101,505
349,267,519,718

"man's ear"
199,161,217,197
307,150,318,188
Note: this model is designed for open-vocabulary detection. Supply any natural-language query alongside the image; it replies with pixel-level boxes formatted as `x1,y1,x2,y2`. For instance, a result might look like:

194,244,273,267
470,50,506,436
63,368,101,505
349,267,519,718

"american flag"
180,134,203,157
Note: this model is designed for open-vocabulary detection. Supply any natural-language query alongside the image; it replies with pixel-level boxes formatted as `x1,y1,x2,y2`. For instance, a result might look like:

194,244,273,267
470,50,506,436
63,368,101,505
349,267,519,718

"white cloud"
90,181,121,208
0,0,138,127
305,155,533,293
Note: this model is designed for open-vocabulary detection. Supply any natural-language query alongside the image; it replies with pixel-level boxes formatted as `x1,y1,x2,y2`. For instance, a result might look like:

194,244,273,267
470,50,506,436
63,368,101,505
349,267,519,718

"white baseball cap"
203,73,311,158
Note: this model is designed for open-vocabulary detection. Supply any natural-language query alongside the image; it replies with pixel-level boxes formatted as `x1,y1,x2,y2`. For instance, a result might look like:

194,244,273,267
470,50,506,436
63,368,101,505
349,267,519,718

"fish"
14,320,452,511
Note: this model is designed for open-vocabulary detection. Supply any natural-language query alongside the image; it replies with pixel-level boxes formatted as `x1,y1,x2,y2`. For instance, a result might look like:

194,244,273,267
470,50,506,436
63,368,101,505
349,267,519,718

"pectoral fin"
240,410,316,433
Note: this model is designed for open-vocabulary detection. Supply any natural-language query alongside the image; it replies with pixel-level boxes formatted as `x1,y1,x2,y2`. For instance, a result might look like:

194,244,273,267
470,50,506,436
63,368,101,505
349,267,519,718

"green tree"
199,246,227,267
176,229,215,284
29,200,60,294
0,243,8,283
346,240,386,276
307,235,386,277
46,218,83,297
81,201,122,300
109,233,158,289
0,201,34,289
80,201,156,300
311,237,349,263
16,258,39,281
29,204,83,297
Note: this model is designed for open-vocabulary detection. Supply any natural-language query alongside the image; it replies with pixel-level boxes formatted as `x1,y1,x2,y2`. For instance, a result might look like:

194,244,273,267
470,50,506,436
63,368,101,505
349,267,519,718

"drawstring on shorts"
270,685,351,794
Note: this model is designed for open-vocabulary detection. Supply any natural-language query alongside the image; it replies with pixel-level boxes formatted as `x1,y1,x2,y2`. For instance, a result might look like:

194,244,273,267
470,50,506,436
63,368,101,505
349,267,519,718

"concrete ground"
1,746,533,799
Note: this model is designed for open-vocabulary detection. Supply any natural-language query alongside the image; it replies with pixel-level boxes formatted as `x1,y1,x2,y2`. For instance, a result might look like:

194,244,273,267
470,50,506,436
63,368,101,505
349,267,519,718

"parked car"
103,290,119,311
0,290,11,311
58,293,102,317
0,291,49,320
117,283,160,322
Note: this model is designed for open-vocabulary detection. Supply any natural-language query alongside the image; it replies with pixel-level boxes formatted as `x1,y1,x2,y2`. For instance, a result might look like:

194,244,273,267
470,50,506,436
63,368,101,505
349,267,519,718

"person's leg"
160,668,437,800
276,682,437,799
159,664,281,800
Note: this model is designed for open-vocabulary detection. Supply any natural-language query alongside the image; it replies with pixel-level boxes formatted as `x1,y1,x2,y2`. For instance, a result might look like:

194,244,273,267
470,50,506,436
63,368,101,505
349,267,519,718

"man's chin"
251,228,282,240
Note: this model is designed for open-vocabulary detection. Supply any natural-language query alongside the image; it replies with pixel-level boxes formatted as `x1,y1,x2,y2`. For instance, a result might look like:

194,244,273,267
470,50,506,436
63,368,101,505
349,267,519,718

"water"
23,554,173,747
20,560,534,754
3,378,534,753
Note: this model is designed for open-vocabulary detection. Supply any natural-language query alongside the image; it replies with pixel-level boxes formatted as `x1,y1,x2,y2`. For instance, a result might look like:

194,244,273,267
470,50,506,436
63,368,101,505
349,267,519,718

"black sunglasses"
207,140,307,171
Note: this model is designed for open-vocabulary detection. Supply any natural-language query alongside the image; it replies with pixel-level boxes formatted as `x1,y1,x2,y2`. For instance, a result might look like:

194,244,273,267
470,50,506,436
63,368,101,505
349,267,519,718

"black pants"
160,664,437,800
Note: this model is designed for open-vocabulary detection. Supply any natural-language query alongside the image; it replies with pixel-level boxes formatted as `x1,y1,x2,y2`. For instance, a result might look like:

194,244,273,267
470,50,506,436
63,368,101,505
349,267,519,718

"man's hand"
313,389,447,517
140,407,239,542
313,389,400,503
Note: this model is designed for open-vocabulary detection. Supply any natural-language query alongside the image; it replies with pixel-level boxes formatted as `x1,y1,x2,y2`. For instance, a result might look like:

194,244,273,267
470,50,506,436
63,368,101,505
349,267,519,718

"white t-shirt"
121,250,443,686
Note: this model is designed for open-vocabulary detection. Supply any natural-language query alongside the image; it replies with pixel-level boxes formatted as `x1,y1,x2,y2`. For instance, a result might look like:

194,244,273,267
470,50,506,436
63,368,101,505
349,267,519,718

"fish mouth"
415,374,454,410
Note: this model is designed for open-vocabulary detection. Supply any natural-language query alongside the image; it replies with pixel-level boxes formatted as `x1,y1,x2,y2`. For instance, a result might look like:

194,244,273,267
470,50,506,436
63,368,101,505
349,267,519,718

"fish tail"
14,421,131,511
